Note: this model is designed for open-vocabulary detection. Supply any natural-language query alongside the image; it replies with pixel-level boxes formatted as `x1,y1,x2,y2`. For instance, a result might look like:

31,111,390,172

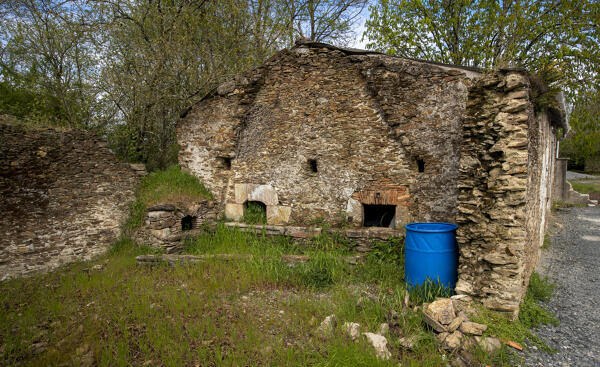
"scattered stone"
450,295,473,314
425,298,455,325
378,322,389,335
475,336,502,353
90,264,104,271
443,331,464,350
362,332,392,360
450,356,468,367
316,314,336,339
422,308,447,333
459,321,487,336
343,322,361,341
447,315,465,332
398,335,419,349
436,332,449,343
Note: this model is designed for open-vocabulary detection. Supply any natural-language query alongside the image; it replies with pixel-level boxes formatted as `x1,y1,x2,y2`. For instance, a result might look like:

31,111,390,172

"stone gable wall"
178,45,474,228
0,122,140,280
455,72,557,316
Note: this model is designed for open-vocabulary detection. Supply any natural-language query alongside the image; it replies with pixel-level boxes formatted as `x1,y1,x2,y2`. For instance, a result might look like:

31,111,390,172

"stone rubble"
342,322,361,341
421,297,500,353
316,314,337,339
362,332,392,360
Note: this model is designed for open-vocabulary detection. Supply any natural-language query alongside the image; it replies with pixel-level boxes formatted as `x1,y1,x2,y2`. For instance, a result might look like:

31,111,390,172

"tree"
560,91,600,165
283,0,368,45
0,0,98,127
364,0,600,94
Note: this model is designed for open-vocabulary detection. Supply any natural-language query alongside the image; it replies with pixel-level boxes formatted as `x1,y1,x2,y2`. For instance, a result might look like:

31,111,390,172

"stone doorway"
363,204,396,228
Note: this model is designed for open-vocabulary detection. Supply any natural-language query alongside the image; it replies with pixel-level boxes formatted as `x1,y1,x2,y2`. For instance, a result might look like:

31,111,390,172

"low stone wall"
455,71,557,316
135,201,403,253
133,201,219,252
0,122,140,280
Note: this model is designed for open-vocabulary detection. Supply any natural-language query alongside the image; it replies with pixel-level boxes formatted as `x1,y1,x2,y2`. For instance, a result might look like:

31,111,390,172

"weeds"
241,202,267,224
406,277,454,304
471,271,558,354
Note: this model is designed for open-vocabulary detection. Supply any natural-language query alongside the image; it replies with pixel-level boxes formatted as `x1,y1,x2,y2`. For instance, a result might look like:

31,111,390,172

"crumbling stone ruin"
178,40,566,315
0,120,140,280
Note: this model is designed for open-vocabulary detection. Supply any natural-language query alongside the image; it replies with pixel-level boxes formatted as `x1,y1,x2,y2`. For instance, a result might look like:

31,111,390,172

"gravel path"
525,206,600,367
566,171,598,180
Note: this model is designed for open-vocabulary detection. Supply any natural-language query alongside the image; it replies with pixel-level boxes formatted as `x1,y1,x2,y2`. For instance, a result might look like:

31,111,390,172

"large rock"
422,308,447,333
362,332,392,360
474,336,501,353
425,298,456,325
447,315,465,332
459,321,487,336
316,314,336,339
443,331,464,350
342,322,360,341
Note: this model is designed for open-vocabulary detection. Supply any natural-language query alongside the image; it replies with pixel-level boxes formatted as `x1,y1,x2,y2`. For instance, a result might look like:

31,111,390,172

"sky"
349,2,373,49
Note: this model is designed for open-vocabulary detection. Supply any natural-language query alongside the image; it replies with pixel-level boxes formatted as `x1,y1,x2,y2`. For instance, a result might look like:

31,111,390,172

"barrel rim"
405,222,458,233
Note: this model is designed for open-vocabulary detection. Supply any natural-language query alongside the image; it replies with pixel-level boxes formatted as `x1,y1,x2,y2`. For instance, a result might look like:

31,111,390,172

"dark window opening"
363,204,396,228
217,156,232,170
181,215,197,231
308,159,318,173
417,158,425,173
243,201,267,224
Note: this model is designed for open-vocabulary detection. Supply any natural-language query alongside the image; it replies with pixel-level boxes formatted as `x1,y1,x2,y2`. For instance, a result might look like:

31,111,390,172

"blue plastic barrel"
404,222,458,288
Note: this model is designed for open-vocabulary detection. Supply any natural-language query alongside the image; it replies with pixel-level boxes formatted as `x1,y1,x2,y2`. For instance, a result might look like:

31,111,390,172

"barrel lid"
405,222,458,232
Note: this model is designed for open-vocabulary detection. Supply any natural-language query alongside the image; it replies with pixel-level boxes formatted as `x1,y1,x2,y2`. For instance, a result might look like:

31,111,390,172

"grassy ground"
0,225,558,366
569,179,600,201
0,167,559,366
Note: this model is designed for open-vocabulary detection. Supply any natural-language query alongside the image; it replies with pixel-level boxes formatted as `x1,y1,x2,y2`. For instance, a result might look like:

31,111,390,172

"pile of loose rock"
422,296,501,357
314,294,503,363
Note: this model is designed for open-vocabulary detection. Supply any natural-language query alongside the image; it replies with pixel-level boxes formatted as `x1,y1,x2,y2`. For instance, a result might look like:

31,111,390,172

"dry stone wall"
178,43,475,228
455,72,557,316
0,122,139,280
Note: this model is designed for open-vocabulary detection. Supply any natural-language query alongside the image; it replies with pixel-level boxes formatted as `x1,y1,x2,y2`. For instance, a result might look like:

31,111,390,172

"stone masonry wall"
0,122,140,280
178,42,475,228
455,72,557,316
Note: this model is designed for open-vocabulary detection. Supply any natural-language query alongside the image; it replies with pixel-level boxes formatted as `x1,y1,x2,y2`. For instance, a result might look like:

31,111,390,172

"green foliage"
368,237,404,264
124,166,211,232
471,272,558,354
297,253,343,289
365,0,600,95
519,273,558,330
241,202,268,225
406,278,454,305
562,93,600,164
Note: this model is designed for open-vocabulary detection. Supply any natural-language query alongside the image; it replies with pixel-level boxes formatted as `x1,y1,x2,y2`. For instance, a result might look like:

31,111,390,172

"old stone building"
178,40,566,315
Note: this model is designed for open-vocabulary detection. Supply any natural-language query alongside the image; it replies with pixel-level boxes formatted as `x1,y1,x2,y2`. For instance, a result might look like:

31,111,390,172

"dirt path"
525,207,600,366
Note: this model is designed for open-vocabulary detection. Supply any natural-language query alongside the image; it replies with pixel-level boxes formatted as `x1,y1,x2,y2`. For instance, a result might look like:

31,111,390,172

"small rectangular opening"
417,159,425,173
363,204,396,228
217,157,232,170
308,159,318,173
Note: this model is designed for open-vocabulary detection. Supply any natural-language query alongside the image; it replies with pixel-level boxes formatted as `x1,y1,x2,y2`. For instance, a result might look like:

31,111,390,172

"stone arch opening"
243,201,267,224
